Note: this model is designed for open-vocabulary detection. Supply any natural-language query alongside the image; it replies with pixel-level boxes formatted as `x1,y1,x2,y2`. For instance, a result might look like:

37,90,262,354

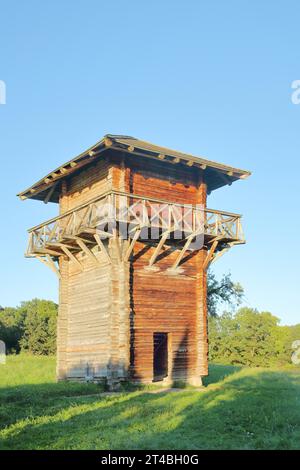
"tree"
19,299,58,355
233,308,280,366
209,307,293,366
207,272,244,316
0,307,25,353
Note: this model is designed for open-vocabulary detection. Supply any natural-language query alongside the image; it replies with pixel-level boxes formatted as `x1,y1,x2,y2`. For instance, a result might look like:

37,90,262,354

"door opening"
153,332,168,381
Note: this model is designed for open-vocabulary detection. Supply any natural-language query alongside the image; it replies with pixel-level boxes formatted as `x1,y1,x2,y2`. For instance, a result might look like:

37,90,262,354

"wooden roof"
17,134,251,202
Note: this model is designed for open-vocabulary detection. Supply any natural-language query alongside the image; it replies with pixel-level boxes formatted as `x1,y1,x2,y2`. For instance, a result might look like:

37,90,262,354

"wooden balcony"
25,191,245,274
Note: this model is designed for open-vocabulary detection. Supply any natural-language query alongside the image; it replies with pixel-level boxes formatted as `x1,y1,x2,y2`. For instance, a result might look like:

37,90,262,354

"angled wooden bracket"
94,234,111,264
75,237,101,266
149,230,170,267
37,255,61,279
219,171,233,187
123,228,141,262
171,236,194,271
210,240,243,266
60,245,83,271
43,181,59,204
203,239,219,271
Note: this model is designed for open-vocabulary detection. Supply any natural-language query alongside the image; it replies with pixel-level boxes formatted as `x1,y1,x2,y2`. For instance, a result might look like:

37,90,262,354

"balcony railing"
26,190,244,258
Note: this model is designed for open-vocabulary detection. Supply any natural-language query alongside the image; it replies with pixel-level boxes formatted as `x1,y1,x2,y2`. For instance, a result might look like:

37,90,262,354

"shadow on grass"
202,364,243,386
0,380,105,430
0,366,300,450
0,381,104,402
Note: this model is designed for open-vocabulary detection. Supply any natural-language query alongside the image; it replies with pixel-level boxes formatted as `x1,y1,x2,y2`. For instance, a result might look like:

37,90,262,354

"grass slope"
0,355,299,450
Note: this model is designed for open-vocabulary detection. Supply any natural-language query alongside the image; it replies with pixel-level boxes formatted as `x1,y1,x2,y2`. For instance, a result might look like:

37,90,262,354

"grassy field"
0,355,300,450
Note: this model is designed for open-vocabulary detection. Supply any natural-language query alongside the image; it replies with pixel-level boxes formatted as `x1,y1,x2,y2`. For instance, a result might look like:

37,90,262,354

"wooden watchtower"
18,135,250,386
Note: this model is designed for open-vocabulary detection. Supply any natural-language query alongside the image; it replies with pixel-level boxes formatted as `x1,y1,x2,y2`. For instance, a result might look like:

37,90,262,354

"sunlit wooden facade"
19,135,250,387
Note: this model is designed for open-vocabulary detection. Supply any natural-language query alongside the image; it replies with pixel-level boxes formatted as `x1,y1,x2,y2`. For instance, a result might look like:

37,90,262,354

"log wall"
125,156,208,383
59,158,111,213
56,153,208,384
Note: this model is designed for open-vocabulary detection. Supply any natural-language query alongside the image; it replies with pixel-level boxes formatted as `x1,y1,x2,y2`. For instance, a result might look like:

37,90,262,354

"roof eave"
17,137,111,201
17,135,251,201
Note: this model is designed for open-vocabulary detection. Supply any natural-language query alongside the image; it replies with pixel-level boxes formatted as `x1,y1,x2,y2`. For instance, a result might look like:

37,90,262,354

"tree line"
0,273,299,365
209,308,300,366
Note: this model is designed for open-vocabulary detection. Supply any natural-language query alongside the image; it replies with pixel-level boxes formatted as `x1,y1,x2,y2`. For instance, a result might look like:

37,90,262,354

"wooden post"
56,257,69,381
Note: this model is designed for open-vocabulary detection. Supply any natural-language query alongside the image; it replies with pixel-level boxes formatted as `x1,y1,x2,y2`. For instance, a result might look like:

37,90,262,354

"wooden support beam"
26,232,34,255
83,227,113,238
203,240,219,271
112,229,121,263
35,247,62,257
171,235,194,270
75,237,100,266
210,241,242,265
219,171,232,186
210,246,230,265
207,235,224,245
47,242,80,250
149,230,170,267
67,235,94,244
60,245,83,270
37,255,61,279
44,181,58,204
104,137,112,147
94,234,111,263
124,229,141,262
46,255,61,278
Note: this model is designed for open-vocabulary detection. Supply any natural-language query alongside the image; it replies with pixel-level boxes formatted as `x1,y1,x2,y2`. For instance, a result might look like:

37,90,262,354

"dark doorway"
153,332,168,381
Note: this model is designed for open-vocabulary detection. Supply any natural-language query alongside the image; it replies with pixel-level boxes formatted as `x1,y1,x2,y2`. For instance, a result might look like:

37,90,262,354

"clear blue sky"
0,1,299,325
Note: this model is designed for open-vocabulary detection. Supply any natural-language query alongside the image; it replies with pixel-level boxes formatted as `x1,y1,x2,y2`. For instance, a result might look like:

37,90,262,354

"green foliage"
209,307,295,366
19,299,57,355
0,307,25,353
207,272,244,316
0,299,57,355
289,323,300,342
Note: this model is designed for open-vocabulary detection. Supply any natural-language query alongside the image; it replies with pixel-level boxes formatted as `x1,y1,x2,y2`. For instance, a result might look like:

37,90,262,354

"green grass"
0,354,300,450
